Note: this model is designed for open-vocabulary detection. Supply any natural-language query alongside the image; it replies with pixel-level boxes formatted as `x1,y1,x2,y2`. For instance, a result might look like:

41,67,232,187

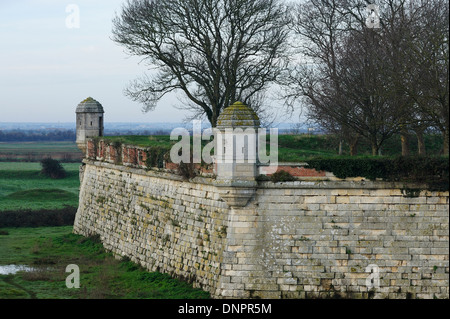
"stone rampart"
74,159,449,299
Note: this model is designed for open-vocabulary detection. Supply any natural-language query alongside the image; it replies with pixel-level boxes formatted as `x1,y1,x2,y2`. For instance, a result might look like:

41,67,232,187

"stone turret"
214,101,260,207
75,97,104,154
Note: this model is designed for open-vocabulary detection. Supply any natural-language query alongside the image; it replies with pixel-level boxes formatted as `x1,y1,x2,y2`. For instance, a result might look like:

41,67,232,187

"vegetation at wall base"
306,156,449,191
0,226,210,299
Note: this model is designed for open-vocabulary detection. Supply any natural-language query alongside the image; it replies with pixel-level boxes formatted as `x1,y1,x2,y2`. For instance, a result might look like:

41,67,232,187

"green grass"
102,133,444,162
0,162,80,211
0,141,79,152
102,135,176,148
275,134,444,161
0,157,209,299
0,226,210,299
102,134,337,162
0,141,83,162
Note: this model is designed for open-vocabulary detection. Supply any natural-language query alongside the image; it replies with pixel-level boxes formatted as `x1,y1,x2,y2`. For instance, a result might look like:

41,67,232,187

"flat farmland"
0,142,83,162
0,162,80,211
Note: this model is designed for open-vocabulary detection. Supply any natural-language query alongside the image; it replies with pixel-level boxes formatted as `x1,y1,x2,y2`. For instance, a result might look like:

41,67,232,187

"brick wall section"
85,138,326,177
259,164,327,177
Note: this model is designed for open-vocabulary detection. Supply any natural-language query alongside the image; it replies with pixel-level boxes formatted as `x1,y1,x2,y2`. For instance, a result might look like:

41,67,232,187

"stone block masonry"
74,160,449,299
74,160,229,294
221,183,449,299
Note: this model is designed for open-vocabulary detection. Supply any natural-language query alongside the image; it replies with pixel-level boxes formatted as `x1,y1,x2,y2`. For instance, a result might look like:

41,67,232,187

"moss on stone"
216,101,260,128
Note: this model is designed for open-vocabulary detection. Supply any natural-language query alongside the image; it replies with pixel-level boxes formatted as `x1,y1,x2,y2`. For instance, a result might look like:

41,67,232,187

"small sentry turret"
76,97,104,154
214,101,260,207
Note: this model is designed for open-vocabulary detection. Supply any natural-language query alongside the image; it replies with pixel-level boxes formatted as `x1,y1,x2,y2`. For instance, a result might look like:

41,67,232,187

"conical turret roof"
76,97,104,113
216,101,260,128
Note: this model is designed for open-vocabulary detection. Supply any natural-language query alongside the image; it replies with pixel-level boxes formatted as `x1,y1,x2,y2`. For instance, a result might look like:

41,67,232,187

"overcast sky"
0,0,301,124
0,0,189,123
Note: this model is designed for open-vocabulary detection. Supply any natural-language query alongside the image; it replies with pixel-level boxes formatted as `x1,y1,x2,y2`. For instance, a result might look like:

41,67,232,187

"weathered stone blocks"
74,160,449,299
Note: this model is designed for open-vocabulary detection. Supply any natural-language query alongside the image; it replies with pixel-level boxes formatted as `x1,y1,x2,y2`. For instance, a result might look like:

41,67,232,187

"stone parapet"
74,160,449,299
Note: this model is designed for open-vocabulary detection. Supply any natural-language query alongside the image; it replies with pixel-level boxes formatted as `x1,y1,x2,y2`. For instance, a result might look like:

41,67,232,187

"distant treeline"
0,129,180,142
0,129,76,142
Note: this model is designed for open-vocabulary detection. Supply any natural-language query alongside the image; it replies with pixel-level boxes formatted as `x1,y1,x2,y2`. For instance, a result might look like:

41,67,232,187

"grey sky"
0,0,301,124
0,0,185,123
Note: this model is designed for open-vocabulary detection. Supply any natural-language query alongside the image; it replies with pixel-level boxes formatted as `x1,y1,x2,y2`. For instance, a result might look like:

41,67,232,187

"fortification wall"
221,182,449,299
74,160,229,295
74,160,449,299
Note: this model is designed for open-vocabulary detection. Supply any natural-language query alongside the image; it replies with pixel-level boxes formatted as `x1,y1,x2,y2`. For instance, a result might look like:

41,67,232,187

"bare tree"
283,0,361,154
285,0,407,155
112,0,292,127
382,0,448,155
285,0,448,156
404,0,449,155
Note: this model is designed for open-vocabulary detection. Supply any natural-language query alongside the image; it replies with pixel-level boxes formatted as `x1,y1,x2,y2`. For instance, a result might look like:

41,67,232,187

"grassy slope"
0,226,210,299
103,133,444,162
0,142,80,153
0,162,80,211
0,141,83,162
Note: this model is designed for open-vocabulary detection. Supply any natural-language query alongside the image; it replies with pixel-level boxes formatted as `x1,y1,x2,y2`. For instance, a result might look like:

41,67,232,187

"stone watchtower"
75,97,104,154
214,101,260,207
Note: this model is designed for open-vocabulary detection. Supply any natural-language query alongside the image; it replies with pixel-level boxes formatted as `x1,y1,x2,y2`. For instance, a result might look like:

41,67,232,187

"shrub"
0,206,77,227
177,161,197,180
269,170,297,183
176,148,197,180
145,146,170,169
40,158,66,179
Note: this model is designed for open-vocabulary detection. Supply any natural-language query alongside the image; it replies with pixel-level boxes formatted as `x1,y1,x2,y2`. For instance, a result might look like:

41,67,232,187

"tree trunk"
400,127,409,156
349,136,359,156
338,140,343,155
415,128,426,156
371,141,379,156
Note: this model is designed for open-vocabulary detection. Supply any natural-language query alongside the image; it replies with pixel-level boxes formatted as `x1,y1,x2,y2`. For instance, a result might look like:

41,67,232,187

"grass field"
0,162,80,211
102,134,339,161
0,141,83,162
103,133,444,161
0,226,210,299
0,133,443,164
0,158,210,299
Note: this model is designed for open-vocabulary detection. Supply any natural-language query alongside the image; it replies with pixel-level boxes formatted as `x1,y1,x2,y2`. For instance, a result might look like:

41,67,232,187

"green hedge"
0,206,77,227
306,156,449,191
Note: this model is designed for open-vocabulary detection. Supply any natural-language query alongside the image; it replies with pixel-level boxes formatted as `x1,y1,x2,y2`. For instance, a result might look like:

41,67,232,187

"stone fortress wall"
74,99,449,299
74,143,449,299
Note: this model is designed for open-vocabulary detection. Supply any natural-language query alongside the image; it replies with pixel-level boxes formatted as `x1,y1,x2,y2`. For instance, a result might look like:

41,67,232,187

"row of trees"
284,0,449,156
112,0,448,155
0,130,76,142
